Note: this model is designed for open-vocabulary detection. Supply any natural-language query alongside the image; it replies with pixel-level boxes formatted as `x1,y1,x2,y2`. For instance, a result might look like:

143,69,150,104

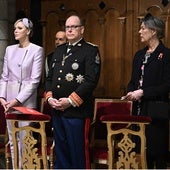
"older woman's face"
139,22,156,43
14,21,29,41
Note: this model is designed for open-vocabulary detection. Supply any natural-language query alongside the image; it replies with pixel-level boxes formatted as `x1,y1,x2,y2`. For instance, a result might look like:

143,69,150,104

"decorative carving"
117,17,126,24
104,121,149,169
116,133,138,169
98,16,106,25
40,0,170,98
137,16,144,22
7,119,49,169
22,131,41,169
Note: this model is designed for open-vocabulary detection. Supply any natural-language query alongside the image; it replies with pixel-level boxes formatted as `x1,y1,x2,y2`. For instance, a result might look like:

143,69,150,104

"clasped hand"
0,98,19,113
121,89,143,101
48,97,71,111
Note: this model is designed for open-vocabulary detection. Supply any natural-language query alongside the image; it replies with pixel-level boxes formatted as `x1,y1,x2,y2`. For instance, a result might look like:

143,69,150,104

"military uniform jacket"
46,39,101,118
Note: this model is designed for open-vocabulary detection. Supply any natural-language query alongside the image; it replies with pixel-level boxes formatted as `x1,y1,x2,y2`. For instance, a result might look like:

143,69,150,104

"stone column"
0,0,15,75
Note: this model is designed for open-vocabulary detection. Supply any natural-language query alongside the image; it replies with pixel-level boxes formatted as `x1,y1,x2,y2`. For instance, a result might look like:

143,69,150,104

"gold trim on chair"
90,98,132,168
101,114,151,169
5,107,51,169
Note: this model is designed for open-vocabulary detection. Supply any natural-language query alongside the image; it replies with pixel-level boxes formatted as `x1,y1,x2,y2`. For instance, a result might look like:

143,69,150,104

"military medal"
65,73,74,81
52,59,56,68
62,54,70,66
72,62,79,70
95,53,100,64
62,58,65,66
76,74,84,84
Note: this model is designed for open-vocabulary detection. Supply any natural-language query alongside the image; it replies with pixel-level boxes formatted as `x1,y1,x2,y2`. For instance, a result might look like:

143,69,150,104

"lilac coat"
0,43,44,108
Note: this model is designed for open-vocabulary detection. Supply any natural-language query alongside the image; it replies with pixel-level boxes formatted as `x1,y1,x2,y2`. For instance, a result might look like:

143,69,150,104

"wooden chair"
5,107,51,169
5,97,54,169
100,105,152,169
90,98,133,168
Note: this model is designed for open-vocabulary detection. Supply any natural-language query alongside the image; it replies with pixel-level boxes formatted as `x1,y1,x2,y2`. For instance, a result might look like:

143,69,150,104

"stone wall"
0,0,16,75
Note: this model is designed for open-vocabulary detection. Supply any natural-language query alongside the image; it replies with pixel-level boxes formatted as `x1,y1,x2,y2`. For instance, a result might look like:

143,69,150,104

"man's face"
55,31,67,47
65,16,84,44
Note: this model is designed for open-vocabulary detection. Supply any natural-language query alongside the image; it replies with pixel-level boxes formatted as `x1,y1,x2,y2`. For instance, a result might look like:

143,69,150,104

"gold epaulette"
87,42,98,47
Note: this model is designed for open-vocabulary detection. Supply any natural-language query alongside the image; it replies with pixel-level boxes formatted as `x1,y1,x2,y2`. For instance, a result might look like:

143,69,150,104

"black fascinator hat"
142,13,165,39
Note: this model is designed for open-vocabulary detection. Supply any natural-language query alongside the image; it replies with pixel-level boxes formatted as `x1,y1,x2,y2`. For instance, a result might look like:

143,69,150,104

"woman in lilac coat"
0,18,44,167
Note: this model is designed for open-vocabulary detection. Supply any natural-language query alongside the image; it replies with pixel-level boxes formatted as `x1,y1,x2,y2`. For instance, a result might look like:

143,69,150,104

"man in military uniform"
45,30,67,76
45,15,101,169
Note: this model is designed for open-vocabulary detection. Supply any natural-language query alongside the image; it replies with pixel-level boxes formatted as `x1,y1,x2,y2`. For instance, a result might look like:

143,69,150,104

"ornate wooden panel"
41,0,170,98
137,0,170,48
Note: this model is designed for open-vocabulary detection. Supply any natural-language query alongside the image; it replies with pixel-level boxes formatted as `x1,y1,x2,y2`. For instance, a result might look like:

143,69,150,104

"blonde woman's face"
14,21,29,41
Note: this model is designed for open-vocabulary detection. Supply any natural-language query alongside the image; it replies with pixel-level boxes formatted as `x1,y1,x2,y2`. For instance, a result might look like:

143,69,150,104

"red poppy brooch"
158,53,163,60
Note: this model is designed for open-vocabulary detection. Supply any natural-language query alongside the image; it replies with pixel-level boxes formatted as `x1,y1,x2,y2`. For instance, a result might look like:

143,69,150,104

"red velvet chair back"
90,99,132,168
40,94,53,138
0,105,6,135
94,99,132,119
93,99,132,139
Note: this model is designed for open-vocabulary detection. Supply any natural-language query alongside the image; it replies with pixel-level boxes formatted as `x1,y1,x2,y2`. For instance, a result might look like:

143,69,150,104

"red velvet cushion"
5,113,51,121
5,106,51,121
100,114,152,123
13,107,44,115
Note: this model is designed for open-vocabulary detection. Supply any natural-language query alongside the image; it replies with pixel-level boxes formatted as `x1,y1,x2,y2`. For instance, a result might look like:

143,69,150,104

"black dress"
127,41,170,169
